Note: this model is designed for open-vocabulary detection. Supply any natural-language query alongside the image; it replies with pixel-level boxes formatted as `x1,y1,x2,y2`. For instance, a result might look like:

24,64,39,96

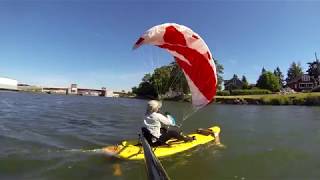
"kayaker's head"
146,100,162,114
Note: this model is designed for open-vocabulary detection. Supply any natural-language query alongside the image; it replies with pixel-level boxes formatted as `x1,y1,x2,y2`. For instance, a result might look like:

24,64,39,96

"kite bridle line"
148,48,184,101
151,47,161,99
177,105,204,128
144,45,205,127
165,66,183,97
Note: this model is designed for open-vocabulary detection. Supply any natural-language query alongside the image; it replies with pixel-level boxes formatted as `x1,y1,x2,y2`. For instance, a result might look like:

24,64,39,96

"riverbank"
215,92,320,105
5,89,320,106
136,92,320,106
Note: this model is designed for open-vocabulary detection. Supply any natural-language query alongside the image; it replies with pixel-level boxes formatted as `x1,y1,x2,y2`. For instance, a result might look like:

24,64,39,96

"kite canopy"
134,23,217,108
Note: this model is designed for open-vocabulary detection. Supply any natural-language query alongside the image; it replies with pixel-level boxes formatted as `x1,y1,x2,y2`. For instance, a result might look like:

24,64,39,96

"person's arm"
155,113,173,126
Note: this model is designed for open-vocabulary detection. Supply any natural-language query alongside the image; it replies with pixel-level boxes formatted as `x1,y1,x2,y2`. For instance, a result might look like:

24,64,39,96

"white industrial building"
0,77,18,90
106,90,114,97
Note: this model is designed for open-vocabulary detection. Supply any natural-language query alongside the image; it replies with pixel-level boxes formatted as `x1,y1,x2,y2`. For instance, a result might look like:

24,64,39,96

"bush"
216,91,230,96
305,96,320,105
311,86,320,92
230,89,272,95
271,96,291,105
217,89,272,96
259,96,292,105
291,96,306,105
256,71,281,92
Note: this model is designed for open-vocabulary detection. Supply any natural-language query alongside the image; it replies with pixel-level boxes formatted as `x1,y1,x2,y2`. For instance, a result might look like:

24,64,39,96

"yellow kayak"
102,126,221,160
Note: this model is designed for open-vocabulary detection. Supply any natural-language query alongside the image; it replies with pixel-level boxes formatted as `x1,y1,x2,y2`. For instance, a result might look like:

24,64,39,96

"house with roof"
287,74,320,92
224,75,244,90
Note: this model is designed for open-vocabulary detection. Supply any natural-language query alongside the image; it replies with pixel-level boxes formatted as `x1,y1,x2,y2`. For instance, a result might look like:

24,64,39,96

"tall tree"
286,62,303,83
273,67,285,87
262,67,266,74
142,73,152,83
241,75,249,89
256,71,281,92
132,73,157,98
306,53,320,79
169,62,189,94
214,59,224,91
151,65,173,95
233,74,238,79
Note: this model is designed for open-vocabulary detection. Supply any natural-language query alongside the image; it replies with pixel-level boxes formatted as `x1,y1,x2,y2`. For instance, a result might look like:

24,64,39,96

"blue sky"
0,1,319,91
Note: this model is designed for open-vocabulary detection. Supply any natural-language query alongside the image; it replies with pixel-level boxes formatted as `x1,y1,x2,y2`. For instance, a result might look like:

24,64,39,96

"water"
1,91,320,179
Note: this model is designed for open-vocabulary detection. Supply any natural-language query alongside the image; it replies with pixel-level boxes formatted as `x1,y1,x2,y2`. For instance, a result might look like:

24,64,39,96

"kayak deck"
102,126,219,160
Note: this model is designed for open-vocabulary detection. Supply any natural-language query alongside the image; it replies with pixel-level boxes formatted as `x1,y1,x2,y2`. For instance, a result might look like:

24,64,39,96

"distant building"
42,87,68,94
0,77,18,90
68,84,78,95
78,88,101,96
105,89,114,97
287,74,319,92
41,83,116,97
224,75,244,90
113,91,127,97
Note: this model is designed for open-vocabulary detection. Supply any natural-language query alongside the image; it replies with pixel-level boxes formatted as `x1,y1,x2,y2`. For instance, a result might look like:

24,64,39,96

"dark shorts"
141,127,185,146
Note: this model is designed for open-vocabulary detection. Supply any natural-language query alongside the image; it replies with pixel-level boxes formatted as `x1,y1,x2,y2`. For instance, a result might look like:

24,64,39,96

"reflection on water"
1,91,320,179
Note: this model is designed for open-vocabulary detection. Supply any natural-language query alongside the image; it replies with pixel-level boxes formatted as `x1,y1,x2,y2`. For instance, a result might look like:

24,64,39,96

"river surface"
1,91,320,180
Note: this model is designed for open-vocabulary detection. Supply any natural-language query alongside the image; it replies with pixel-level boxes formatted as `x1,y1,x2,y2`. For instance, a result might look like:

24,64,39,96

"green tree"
256,71,281,92
241,75,249,89
138,81,157,98
273,66,285,87
169,62,189,94
142,73,152,83
131,86,138,94
151,65,173,96
132,59,224,98
286,62,303,83
214,59,224,91
132,73,158,98
306,54,320,79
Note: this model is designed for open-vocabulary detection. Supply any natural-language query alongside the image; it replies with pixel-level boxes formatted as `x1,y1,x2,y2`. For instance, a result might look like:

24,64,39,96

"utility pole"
315,52,319,61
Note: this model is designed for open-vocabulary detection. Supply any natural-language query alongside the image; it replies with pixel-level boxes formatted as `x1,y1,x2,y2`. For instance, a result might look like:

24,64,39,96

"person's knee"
141,127,149,136
167,129,180,136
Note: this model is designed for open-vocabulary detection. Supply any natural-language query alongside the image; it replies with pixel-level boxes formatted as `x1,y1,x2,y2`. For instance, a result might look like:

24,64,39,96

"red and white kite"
134,23,217,108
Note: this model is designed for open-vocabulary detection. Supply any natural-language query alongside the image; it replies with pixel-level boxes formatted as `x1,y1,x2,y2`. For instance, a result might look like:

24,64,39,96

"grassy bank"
215,93,320,105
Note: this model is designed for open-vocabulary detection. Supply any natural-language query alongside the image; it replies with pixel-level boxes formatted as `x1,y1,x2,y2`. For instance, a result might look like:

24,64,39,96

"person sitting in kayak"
141,100,194,146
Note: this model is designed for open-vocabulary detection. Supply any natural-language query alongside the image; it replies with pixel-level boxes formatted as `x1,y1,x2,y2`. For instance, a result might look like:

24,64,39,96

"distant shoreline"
2,90,320,106
134,93,320,106
0,89,19,92
214,93,320,106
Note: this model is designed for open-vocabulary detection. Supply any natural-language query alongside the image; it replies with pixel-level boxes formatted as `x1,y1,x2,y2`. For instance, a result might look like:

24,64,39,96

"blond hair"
146,100,162,114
